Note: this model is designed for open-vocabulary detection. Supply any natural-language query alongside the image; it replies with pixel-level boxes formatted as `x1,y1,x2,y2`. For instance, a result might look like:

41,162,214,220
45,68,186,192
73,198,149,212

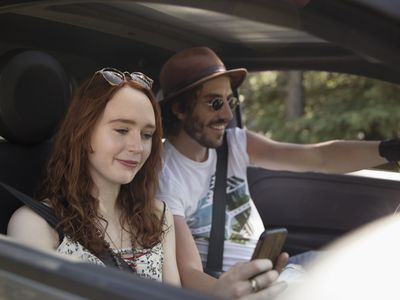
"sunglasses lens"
210,98,224,111
228,96,239,110
209,97,239,111
130,72,154,90
102,70,124,85
95,68,153,90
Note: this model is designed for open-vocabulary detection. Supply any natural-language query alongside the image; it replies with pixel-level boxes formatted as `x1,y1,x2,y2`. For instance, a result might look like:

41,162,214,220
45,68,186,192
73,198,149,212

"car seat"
0,50,70,234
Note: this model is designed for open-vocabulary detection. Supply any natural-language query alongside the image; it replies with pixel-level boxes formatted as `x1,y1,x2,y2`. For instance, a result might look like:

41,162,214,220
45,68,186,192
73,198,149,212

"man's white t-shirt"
156,127,264,271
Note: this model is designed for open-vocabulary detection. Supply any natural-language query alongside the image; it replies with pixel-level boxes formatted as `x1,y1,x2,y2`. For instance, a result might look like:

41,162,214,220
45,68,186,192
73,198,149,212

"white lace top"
57,236,163,281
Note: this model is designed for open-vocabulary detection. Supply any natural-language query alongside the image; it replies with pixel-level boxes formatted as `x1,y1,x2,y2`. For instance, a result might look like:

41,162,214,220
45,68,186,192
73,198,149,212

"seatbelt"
205,133,228,278
0,182,64,242
0,182,133,272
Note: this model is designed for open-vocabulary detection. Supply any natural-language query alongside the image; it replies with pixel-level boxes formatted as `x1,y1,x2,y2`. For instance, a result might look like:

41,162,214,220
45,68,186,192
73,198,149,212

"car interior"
0,50,71,235
248,168,400,255
0,0,400,298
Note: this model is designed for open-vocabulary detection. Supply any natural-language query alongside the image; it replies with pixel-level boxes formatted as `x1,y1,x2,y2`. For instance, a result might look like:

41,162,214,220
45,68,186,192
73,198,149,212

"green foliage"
240,71,400,143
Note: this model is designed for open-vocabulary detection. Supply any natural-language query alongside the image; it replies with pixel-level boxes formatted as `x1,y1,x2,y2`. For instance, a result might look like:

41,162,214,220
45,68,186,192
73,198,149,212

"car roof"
0,0,399,86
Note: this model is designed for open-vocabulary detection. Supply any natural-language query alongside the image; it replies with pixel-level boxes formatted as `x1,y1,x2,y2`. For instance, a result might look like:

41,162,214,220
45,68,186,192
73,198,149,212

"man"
155,47,395,299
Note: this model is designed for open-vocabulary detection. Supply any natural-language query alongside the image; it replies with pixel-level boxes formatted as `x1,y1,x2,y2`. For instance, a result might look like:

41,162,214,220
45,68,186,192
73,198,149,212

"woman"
7,68,180,285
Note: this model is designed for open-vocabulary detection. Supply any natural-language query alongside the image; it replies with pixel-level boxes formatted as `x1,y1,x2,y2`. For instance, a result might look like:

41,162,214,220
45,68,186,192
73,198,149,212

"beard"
182,113,225,148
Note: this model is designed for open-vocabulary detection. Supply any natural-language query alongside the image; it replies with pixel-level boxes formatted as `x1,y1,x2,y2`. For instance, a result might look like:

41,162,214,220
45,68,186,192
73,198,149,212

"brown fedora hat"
159,47,247,103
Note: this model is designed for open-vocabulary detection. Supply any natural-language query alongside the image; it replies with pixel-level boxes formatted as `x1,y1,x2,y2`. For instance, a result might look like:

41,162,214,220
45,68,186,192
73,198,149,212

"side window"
240,71,400,171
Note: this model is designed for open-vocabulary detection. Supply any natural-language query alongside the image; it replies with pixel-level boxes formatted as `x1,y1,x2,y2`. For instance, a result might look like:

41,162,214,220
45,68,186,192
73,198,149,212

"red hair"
38,74,164,255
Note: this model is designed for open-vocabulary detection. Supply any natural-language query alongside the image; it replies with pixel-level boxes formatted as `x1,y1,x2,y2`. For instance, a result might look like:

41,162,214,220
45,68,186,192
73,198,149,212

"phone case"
251,228,288,264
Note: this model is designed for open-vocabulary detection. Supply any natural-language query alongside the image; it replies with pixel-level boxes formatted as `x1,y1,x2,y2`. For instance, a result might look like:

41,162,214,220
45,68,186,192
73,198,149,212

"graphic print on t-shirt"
187,175,254,244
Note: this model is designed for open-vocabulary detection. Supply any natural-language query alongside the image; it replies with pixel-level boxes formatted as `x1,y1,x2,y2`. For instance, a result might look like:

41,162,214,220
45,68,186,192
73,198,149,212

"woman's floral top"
57,236,163,281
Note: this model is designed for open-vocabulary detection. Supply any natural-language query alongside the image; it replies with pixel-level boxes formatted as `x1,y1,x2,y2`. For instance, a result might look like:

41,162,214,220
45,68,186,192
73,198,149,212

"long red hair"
38,73,164,256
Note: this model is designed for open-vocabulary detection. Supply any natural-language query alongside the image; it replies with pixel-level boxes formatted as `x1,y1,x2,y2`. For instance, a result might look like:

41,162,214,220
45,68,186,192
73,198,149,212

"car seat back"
0,50,70,234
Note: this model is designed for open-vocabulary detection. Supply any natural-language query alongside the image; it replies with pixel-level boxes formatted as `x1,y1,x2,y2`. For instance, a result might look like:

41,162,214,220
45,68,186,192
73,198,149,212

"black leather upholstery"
0,50,70,234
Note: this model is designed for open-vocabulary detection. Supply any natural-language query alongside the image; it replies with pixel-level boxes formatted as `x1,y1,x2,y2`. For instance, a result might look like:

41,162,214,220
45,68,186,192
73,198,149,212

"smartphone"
251,228,288,266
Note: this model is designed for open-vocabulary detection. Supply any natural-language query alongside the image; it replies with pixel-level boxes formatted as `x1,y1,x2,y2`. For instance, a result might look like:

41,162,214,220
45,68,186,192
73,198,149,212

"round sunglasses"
207,96,239,111
95,67,153,90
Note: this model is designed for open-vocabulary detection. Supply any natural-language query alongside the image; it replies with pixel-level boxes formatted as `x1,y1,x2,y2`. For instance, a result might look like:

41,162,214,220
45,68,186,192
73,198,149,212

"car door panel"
248,167,400,255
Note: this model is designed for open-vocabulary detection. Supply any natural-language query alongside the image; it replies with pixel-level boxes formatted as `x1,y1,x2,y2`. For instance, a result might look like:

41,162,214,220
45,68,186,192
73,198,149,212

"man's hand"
275,252,289,273
212,259,287,299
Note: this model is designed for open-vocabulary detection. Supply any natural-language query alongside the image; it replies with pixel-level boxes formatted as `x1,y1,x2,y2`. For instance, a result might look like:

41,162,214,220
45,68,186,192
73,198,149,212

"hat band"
168,65,227,96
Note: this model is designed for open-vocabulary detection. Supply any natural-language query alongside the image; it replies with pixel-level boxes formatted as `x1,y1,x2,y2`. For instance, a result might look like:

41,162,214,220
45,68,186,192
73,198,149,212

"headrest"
0,50,71,145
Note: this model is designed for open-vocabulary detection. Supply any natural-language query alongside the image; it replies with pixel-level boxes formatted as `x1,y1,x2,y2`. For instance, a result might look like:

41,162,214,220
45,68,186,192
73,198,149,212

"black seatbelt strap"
0,182,64,243
0,181,133,272
205,133,228,278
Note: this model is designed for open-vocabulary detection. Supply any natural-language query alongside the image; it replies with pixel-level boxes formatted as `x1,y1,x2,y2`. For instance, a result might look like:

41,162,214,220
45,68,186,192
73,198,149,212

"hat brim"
159,68,247,104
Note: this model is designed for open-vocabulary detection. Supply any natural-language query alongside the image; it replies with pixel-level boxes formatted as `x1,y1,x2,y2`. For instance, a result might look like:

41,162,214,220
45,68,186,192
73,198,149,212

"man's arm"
246,130,386,173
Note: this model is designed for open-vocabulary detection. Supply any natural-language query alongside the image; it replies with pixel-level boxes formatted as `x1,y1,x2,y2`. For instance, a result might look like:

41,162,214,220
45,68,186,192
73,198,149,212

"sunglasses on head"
95,67,154,90
207,96,239,111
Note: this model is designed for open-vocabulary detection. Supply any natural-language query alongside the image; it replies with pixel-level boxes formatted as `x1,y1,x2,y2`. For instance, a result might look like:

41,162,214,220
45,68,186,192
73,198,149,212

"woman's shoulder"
8,199,54,231
154,199,174,225
7,205,59,250
153,198,167,217
8,205,46,229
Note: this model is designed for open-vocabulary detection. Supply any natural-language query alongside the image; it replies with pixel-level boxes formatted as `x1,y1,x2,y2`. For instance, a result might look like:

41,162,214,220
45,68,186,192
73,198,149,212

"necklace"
104,227,123,251
104,227,125,269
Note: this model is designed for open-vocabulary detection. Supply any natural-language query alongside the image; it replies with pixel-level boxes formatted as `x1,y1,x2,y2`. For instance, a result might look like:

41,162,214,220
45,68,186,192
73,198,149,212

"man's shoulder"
159,141,186,182
161,140,181,168
226,126,246,135
226,127,247,145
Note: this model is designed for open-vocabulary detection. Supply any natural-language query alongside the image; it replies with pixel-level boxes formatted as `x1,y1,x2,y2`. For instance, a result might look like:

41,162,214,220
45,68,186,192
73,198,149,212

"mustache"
209,119,228,126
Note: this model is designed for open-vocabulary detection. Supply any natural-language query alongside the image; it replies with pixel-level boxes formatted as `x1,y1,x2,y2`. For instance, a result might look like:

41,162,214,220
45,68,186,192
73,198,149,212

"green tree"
240,71,400,144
